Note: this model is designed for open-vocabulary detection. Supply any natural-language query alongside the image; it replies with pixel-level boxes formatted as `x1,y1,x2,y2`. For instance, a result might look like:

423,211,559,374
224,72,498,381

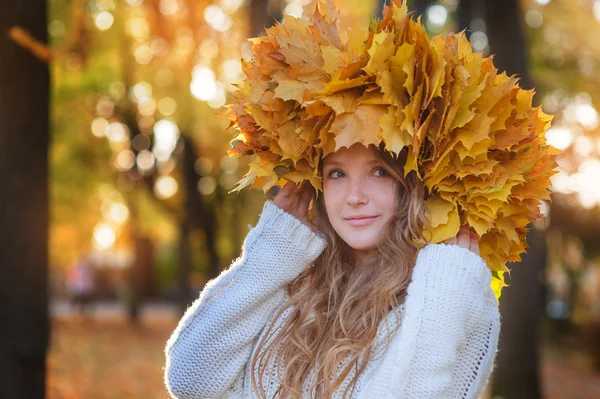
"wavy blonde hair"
250,144,430,398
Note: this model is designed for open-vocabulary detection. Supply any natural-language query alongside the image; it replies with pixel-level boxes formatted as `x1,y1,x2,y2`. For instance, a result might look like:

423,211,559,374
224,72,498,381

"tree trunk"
492,229,545,399
180,135,220,277
457,0,474,36
376,1,433,21
0,1,50,398
178,222,193,313
410,0,431,19
480,1,542,398
484,0,534,89
128,234,156,323
249,0,282,37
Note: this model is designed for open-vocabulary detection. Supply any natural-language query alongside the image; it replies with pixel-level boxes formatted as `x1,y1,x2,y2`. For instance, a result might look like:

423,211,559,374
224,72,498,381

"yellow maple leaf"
273,80,307,102
330,104,387,151
424,195,460,242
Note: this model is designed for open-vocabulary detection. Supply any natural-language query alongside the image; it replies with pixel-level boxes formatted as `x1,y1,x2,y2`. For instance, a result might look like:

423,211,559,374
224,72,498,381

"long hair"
250,144,430,398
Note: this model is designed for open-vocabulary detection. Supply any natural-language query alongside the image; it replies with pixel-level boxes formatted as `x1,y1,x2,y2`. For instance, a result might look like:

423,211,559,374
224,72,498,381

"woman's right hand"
273,180,316,230
444,224,480,256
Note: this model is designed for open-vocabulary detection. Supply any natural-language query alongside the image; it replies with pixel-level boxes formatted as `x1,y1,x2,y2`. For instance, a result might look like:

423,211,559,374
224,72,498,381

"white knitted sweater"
164,200,501,399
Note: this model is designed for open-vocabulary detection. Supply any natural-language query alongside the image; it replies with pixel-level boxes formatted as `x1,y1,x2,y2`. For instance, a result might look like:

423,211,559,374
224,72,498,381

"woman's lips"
344,216,379,227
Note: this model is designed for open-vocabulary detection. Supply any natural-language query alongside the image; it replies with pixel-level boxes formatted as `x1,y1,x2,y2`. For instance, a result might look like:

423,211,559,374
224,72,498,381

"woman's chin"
345,238,378,252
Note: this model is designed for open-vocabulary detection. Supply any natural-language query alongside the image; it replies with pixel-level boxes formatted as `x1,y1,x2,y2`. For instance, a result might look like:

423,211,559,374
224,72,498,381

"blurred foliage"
47,0,600,322
48,0,380,296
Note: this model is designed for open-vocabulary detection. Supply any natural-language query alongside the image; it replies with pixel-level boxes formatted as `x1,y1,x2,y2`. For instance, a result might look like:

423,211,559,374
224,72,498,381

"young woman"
164,143,500,399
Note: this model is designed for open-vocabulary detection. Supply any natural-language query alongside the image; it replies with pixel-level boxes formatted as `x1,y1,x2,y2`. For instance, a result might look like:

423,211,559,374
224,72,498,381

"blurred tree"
376,0,432,19
410,0,431,19
0,1,50,398
471,1,542,398
250,0,283,37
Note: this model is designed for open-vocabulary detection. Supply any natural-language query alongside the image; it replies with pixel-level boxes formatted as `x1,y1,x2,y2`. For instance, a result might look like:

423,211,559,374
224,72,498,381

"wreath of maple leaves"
221,0,560,301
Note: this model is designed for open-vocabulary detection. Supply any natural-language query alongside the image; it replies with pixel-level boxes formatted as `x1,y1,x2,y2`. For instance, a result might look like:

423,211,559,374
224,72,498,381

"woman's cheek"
368,179,396,198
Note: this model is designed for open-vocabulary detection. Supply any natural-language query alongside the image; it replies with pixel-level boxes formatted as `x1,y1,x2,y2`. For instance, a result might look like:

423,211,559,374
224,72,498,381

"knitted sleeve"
402,243,501,399
357,243,500,399
163,200,327,399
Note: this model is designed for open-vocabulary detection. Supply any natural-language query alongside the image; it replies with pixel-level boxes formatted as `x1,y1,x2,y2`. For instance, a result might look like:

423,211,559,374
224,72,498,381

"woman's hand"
273,180,316,229
444,224,480,255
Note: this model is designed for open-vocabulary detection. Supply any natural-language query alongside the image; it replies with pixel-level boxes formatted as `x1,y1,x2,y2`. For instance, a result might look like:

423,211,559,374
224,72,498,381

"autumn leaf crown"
222,0,559,301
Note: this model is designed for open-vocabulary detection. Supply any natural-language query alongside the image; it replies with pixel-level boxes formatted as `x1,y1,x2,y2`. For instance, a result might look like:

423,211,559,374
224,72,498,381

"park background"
2,0,600,398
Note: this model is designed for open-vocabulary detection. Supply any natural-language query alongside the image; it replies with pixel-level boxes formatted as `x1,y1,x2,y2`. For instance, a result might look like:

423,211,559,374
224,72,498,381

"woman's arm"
357,242,500,399
401,243,500,398
452,299,501,399
164,200,326,399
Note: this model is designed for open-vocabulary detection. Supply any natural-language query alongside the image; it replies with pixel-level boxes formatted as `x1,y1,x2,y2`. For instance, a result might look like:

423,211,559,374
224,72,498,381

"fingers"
275,181,304,203
273,180,314,225
445,224,480,256
457,224,470,249
279,180,297,197
470,233,480,255
300,180,313,202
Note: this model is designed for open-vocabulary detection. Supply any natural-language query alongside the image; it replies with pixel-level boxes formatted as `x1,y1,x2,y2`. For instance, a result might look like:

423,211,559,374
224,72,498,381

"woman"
164,142,500,398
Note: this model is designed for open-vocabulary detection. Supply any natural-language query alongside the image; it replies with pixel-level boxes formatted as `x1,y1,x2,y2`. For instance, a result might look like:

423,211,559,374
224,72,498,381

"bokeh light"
220,154,239,172
93,223,116,249
284,1,304,18
525,10,543,28
126,17,150,40
154,175,178,199
194,157,214,175
132,134,151,151
91,117,109,137
426,4,448,27
159,0,180,16
130,82,152,103
108,203,130,224
157,97,177,116
138,97,157,117
198,176,217,195
221,59,244,85
106,122,129,143
204,5,232,32
95,12,114,31
545,126,574,150
136,150,156,172
134,44,154,65
153,119,180,162
48,20,66,38
199,39,220,60
470,31,489,52
220,0,246,14
96,97,115,118
116,150,136,171
190,66,218,101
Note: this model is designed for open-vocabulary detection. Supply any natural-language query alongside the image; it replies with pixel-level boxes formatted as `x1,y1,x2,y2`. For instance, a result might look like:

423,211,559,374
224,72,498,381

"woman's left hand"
444,224,480,255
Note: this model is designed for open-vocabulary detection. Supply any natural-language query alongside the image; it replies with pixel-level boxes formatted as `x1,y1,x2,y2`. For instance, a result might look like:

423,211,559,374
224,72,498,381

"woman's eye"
328,170,344,179
374,167,389,177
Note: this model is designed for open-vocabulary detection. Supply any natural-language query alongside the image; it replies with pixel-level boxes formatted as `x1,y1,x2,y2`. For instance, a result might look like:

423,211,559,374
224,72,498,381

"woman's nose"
346,176,368,206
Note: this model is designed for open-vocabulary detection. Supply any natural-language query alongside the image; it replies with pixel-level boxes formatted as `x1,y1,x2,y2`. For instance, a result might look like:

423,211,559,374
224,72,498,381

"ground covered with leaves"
47,316,174,399
47,315,600,399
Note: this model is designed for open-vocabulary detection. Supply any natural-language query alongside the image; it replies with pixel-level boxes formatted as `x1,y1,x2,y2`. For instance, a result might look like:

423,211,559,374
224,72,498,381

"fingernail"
461,224,468,229
470,233,477,239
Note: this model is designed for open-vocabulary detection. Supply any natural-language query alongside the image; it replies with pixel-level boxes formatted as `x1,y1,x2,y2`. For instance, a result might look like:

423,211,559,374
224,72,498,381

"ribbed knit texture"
164,201,501,399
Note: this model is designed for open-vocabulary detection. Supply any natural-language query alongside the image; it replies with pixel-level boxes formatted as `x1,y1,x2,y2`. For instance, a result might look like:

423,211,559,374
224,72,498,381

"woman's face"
322,143,398,260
